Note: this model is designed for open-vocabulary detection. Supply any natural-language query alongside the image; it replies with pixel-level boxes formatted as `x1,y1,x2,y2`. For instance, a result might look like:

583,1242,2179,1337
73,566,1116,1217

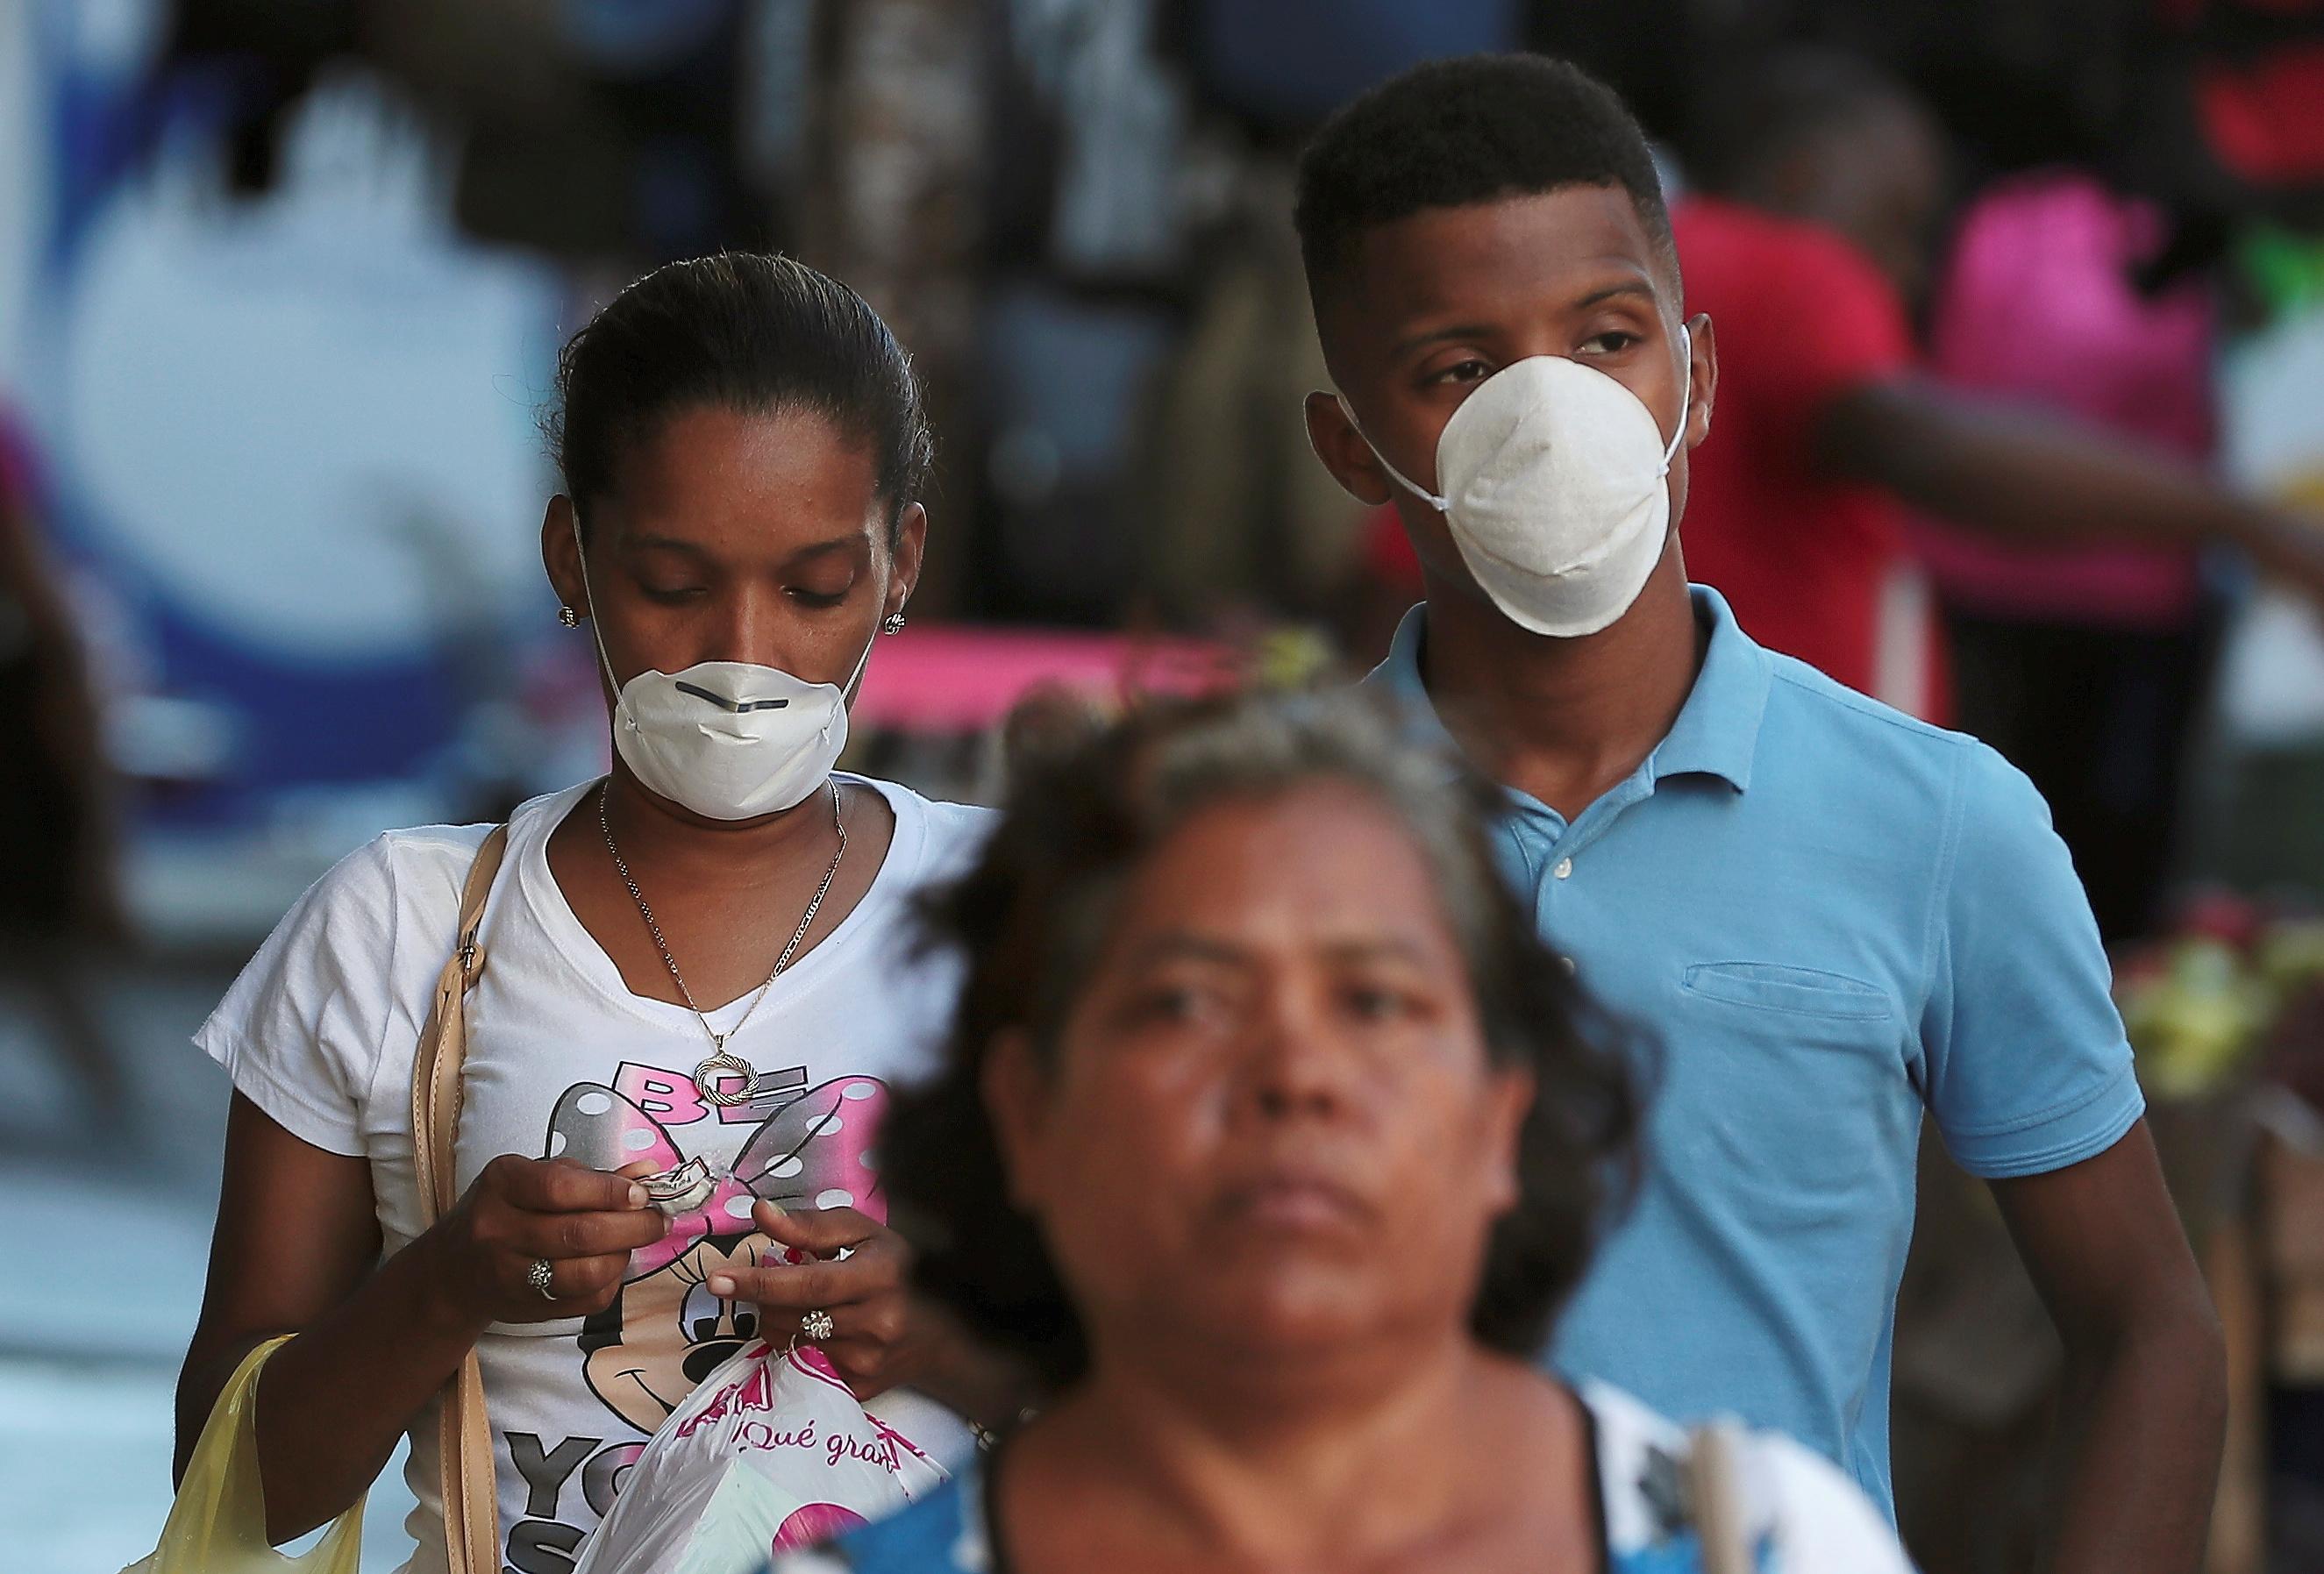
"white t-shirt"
196,776,993,1574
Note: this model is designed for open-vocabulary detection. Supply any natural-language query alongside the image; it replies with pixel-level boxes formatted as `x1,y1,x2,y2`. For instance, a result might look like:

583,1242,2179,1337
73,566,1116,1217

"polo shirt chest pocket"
1679,962,1893,1025
1672,961,1907,1182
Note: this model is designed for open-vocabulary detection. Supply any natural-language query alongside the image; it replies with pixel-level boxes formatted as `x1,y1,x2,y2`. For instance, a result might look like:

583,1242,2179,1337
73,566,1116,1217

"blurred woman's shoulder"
1582,1381,1914,1574
766,1460,985,1573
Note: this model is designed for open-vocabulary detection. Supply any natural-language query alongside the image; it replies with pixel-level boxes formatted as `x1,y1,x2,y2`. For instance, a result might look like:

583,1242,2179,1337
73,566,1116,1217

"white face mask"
574,528,874,821
1341,327,1691,637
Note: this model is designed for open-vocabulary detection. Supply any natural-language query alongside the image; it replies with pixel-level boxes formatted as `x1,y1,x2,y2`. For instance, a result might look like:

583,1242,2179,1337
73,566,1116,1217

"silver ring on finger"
800,1307,835,1343
528,1257,557,1302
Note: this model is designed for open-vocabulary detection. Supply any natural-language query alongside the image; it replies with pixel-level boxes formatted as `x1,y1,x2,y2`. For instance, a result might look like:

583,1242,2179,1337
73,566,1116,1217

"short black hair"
880,689,1641,1389
1687,46,1916,197
1294,53,1677,307
546,253,933,542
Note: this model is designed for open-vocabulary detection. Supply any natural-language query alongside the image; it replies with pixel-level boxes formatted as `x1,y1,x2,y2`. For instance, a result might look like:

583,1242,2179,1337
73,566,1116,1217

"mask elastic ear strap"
1657,324,1693,475
1335,395,1451,512
828,622,880,739
572,519,637,730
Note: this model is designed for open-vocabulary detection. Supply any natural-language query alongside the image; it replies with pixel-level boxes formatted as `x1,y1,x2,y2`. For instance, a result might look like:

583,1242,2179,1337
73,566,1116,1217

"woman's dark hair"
881,689,1642,1388
546,253,934,539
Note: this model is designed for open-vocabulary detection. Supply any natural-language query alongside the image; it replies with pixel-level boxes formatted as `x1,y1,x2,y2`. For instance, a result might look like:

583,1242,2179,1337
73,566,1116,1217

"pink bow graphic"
542,1074,889,1279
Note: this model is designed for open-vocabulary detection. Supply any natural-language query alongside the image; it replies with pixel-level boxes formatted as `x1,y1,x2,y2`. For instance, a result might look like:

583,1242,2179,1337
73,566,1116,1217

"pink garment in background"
1909,172,2214,630
850,623,1236,732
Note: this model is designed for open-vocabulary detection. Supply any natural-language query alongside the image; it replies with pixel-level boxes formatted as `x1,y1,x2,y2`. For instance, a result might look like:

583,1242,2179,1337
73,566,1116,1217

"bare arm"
176,1094,669,1544
1991,1122,2228,1574
1819,377,2324,605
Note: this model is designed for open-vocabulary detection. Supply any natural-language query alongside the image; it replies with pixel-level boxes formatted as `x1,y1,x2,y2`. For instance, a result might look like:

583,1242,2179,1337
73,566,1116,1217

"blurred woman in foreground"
783,691,1912,1572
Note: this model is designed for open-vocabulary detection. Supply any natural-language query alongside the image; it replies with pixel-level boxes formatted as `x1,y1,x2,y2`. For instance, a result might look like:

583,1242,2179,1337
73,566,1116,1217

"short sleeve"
193,837,407,1156
1921,743,2144,1178
1686,217,1913,471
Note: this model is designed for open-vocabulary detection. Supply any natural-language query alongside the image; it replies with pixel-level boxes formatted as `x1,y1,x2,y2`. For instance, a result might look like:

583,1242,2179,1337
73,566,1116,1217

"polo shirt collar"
1363,584,1772,794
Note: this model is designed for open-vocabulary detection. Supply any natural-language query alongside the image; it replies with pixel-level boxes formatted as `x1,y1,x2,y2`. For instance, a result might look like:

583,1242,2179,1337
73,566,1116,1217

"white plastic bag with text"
571,1340,948,1574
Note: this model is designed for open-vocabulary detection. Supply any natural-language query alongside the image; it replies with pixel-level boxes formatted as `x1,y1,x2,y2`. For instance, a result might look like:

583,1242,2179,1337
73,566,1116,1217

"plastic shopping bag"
572,1339,949,1574
123,1336,365,1574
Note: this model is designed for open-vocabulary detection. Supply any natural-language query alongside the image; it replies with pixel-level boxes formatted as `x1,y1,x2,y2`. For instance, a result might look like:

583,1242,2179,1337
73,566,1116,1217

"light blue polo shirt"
1364,586,2143,1519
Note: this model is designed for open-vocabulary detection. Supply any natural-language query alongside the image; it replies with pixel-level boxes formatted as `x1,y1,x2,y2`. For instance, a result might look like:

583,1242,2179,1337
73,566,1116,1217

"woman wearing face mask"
176,254,1020,1572
777,692,1914,1574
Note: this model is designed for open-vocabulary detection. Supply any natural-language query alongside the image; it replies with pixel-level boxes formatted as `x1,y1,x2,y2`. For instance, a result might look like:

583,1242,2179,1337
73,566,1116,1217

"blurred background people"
1673,46,2324,944
790,689,1912,1574
2,4,2323,1572
0,399,122,1117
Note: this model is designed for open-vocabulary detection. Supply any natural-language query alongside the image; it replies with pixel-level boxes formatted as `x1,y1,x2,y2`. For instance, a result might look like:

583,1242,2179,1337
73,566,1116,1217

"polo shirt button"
1554,858,1574,880
1560,955,1578,976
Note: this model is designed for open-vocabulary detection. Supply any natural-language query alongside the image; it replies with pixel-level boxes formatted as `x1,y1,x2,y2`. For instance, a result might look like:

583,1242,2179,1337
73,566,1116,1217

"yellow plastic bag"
123,1335,366,1573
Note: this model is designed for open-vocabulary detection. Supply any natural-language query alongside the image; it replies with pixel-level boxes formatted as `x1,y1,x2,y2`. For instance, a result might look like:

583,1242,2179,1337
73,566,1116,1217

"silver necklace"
598,778,846,1107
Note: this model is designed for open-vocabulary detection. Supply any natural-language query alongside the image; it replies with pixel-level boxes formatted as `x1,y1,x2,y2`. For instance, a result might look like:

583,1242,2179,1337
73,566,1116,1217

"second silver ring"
800,1307,835,1343
527,1257,558,1302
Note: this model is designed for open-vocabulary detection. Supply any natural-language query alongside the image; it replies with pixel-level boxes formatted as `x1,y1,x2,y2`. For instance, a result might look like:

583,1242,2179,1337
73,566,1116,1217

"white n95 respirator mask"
1342,329,1691,637
574,528,872,820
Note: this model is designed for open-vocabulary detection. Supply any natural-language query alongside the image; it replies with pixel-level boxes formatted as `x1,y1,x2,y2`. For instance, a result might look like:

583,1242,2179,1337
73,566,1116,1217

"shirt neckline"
974,1382,1614,1574
1365,584,1772,798
510,773,925,1035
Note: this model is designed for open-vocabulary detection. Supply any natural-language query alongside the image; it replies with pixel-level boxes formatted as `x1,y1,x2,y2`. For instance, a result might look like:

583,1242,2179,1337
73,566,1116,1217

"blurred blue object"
1189,0,1523,131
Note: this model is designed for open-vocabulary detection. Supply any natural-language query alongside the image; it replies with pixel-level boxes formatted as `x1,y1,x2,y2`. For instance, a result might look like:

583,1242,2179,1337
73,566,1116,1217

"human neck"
1415,552,1704,819
1039,1332,1514,1567
595,766,841,889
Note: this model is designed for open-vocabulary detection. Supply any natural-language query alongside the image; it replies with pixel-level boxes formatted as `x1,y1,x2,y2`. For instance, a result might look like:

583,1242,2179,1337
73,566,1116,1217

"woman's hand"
425,1156,670,1328
711,1203,929,1400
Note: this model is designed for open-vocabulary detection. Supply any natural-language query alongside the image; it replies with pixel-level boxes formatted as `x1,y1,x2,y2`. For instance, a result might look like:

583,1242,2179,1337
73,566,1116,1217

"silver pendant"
695,1044,759,1108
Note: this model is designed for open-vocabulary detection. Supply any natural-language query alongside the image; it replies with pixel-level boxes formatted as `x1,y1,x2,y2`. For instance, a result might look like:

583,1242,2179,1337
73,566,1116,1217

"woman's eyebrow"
781,536,869,566
621,532,712,558
1318,936,1432,966
1116,932,1251,971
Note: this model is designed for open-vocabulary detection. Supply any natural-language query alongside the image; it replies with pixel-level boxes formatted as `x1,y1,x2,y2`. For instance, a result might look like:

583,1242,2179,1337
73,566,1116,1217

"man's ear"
980,1029,1052,1213
543,495,589,616
1683,313,1719,449
1303,390,1398,508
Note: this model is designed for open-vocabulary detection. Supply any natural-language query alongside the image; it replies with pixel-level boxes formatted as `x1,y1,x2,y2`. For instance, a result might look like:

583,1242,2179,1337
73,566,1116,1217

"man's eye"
788,588,850,609
1579,331,1641,355
643,585,708,605
1433,359,1492,385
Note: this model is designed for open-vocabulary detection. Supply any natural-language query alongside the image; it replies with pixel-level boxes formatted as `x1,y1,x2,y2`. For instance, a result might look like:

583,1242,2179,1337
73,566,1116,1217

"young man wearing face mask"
1298,56,2226,1574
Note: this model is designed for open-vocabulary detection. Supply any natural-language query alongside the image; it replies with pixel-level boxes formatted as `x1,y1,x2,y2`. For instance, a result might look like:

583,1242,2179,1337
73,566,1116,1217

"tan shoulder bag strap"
1685,1419,1752,1574
409,824,510,1574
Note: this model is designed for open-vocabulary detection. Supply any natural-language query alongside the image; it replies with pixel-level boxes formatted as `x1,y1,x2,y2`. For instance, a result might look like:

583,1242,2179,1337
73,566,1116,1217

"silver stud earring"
558,606,580,628
881,612,907,635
